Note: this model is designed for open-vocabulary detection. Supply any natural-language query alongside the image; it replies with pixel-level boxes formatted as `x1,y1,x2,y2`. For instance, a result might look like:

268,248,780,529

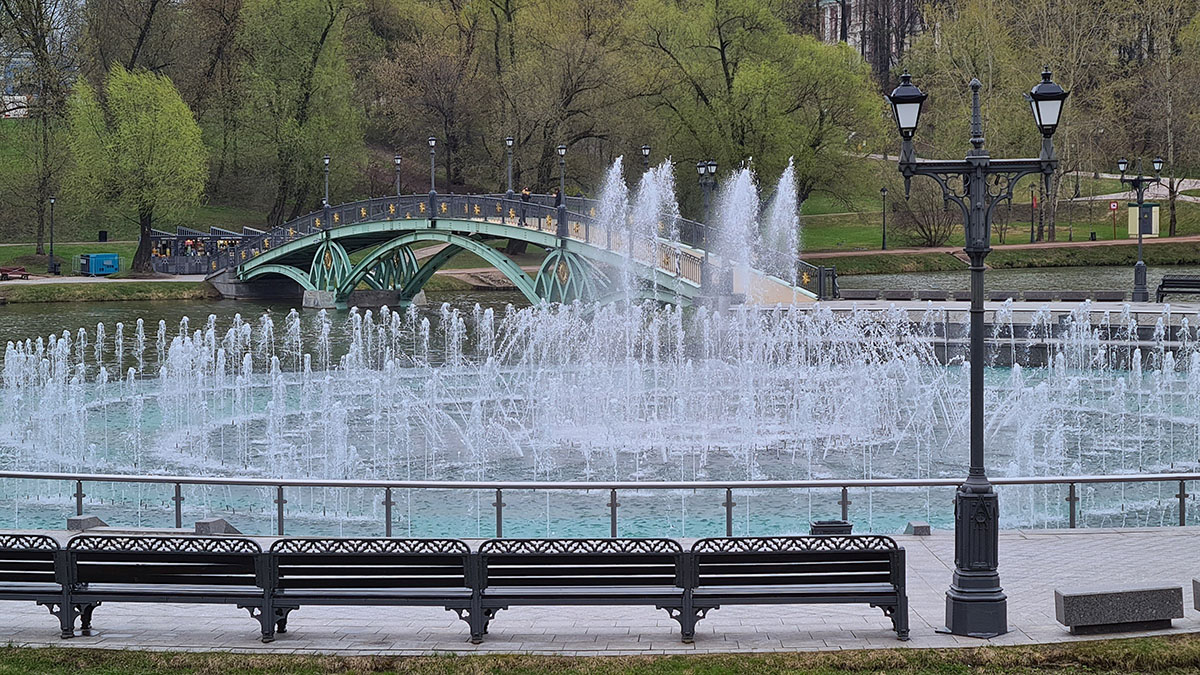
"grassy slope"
0,282,220,303
6,633,1200,673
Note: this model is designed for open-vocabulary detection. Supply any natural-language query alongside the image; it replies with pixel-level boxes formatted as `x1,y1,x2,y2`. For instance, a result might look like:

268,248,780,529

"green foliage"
628,0,883,202
238,0,365,226
63,65,207,270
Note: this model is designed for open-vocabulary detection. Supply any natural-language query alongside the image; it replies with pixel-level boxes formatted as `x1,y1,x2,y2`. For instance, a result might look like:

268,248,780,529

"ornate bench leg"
275,606,296,634
876,602,910,641
40,602,79,639
240,604,277,643
661,603,711,644
78,602,102,634
451,607,484,644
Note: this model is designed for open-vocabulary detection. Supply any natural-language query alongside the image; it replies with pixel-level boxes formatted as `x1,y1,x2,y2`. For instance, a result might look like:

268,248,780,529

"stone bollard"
66,515,107,531
194,518,242,535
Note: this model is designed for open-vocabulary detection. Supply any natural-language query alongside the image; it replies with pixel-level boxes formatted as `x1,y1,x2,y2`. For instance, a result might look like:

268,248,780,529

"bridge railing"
1,469,1194,537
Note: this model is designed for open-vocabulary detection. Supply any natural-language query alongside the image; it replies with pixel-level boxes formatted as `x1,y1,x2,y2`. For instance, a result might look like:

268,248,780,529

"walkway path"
803,233,1200,260
2,528,1198,655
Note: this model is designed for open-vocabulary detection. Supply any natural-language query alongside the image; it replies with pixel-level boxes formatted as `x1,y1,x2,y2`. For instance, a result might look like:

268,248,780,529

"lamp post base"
942,486,1007,638
1132,261,1149,302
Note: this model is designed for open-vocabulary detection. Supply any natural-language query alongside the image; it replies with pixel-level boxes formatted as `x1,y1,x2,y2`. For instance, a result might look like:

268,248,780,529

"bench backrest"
479,538,683,589
67,535,261,588
690,536,902,588
0,534,60,586
269,538,471,590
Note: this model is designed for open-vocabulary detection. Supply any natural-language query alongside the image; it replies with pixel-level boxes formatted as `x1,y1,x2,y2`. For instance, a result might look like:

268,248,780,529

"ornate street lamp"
1119,157,1165,302
428,137,437,222
322,154,331,207
505,136,515,200
394,154,402,197
556,144,568,237
641,144,651,172
880,187,888,250
48,195,58,275
888,68,1067,638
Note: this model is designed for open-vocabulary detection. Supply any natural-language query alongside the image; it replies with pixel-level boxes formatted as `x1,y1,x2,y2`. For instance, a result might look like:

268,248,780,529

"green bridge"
206,193,820,309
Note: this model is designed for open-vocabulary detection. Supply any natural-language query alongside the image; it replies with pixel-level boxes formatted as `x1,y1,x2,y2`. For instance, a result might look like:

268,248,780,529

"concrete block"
904,521,931,536
194,518,242,535
916,290,950,301
839,289,879,301
1055,585,1182,635
67,515,107,531
1059,291,1090,302
952,290,973,302
987,291,1016,302
302,290,336,309
1023,291,1055,302
882,290,914,301
1094,290,1127,302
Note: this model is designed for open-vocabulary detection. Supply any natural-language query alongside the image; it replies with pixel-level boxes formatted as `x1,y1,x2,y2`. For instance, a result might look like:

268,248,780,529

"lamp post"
428,136,437,223
880,186,888,250
696,160,718,289
1029,185,1035,243
505,136,515,200
394,155,402,196
1119,156,1164,302
641,144,651,172
322,155,331,207
556,144,568,237
48,196,57,275
887,68,1067,638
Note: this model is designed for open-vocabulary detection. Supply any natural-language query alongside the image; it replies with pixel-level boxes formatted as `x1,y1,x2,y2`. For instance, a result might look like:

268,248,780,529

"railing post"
74,480,84,516
493,488,505,538
275,486,286,536
1066,482,1078,529
1178,480,1188,527
172,483,183,529
839,486,850,521
722,488,735,537
608,489,619,538
383,487,394,537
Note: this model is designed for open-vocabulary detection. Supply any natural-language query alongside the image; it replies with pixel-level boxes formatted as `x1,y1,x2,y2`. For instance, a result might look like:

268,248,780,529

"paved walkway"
2,528,1198,655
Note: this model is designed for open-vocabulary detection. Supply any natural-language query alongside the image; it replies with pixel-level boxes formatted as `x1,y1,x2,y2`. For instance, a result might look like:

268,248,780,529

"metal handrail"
1,470,1194,537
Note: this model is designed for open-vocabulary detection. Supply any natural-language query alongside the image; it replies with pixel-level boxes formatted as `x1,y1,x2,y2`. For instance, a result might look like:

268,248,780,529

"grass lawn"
0,281,220,304
6,633,1200,673
0,242,138,274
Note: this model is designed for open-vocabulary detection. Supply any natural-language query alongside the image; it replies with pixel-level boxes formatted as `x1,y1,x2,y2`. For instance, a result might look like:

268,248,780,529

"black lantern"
641,145,650,158
695,161,705,176
1117,158,1129,175
505,136,514,148
886,72,927,139
1026,68,1069,138
1153,157,1164,174
706,160,717,175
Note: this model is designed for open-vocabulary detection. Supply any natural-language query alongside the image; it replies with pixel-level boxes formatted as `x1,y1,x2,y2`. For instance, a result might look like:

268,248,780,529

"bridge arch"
242,263,317,291
340,231,541,306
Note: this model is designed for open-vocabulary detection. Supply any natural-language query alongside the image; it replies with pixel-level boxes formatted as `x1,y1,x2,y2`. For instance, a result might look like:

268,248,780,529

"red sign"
1110,201,1119,211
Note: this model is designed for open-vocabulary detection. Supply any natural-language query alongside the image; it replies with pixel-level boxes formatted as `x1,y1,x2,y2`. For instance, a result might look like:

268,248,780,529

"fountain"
2,165,1199,537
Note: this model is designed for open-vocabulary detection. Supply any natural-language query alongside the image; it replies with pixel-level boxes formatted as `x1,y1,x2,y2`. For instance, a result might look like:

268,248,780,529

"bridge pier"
302,290,337,309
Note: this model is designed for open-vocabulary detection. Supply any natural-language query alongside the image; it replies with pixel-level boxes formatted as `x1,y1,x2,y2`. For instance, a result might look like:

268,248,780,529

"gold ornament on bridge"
211,261,217,270
360,207,367,218
473,204,481,215
660,250,673,269
405,212,412,219
496,203,502,213
801,271,811,285
418,202,426,213
556,261,570,284
571,223,582,237
440,202,448,213
389,203,396,215
288,228,295,237
323,250,333,270
240,250,246,260
315,217,321,227
508,208,516,218
333,213,340,223
263,239,270,249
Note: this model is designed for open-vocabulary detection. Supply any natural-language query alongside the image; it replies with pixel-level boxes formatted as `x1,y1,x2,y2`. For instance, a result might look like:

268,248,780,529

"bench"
1055,585,1183,634
1156,275,1200,302
0,266,29,281
477,538,685,644
839,289,880,301
64,535,274,641
0,534,71,637
266,538,473,643
687,535,909,641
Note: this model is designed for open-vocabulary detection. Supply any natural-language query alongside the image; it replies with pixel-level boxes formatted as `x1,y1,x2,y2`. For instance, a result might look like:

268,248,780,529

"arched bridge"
206,193,820,309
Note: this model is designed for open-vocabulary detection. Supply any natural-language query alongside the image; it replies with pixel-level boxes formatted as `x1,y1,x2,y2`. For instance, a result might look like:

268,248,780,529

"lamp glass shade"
428,137,436,148
641,144,650,157
49,197,55,204
505,136,514,147
706,161,717,175
1153,157,1164,173
1117,158,1129,174
886,73,927,139
556,144,567,157
880,187,887,196
394,155,401,166
323,155,330,166
1027,69,1069,137
696,161,705,176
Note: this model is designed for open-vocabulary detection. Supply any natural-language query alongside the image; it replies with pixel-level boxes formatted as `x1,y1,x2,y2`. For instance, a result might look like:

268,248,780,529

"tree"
0,0,77,254
238,0,364,227
629,0,883,204
892,179,957,247
65,65,207,272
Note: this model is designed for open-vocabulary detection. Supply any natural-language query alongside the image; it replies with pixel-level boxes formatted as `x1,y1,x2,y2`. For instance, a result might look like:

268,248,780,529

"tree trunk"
133,204,155,273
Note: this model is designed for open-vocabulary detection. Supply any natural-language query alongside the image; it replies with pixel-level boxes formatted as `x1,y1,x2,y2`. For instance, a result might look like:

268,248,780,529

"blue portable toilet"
78,253,120,276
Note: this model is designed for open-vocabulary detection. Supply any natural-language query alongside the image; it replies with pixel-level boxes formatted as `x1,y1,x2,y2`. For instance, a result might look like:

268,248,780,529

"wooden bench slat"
279,576,468,589
698,573,893,586
699,561,890,575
